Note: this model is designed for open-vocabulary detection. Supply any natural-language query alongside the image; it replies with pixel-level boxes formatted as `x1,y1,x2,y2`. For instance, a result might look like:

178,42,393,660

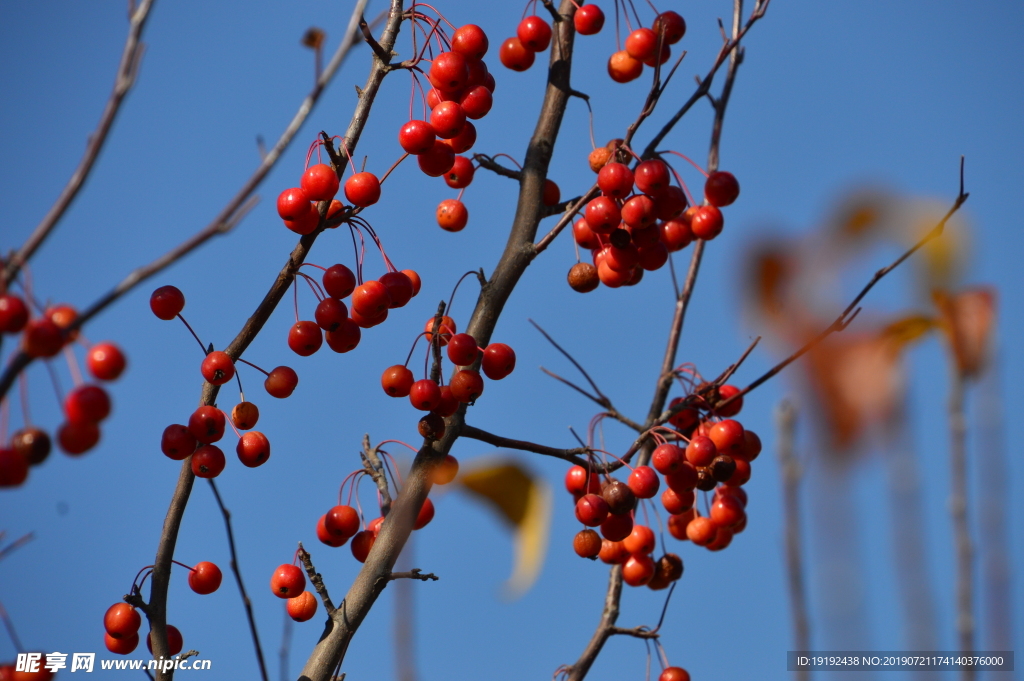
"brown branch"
532,184,599,254
564,567,623,681
1,0,155,290
461,424,592,466
473,154,521,180
298,543,338,617
388,569,438,582
147,1,395,676
776,400,809,681
0,600,23,654
0,532,33,563
608,626,658,639
208,480,268,681
361,434,392,517
541,196,581,218
712,336,760,388
359,15,389,62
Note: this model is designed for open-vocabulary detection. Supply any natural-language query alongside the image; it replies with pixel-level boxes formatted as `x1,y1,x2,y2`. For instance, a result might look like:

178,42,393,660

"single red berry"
451,24,489,61
638,242,669,271
466,58,491,88
686,516,717,546
654,185,688,220
11,427,51,466
21,318,63,358
188,405,226,443
667,509,697,540
652,444,684,474
715,384,744,417
0,448,29,487
445,156,476,189
86,342,127,381
288,320,324,356
0,294,29,334
708,419,745,457
325,505,360,538
191,444,226,478
430,101,467,140
106,632,139,655
621,194,657,229
236,431,270,468
446,333,479,365
414,497,435,530
325,320,361,352
608,50,643,82
45,304,78,342
574,4,605,35
301,164,340,201
710,494,745,529
627,465,660,498
431,454,460,485
436,199,469,232
599,539,630,564
426,87,454,109
623,524,656,555
660,218,694,252
459,85,493,119
442,119,478,154
270,564,305,599
704,171,740,206
381,365,414,397
575,493,610,527
481,343,515,380
277,187,311,221
449,369,484,403
600,512,633,542
622,553,656,586
417,140,456,176
409,379,442,411
398,120,436,155
265,366,298,398
597,163,635,199
161,424,197,460
424,315,456,345
188,561,223,595
573,218,599,248
145,624,183,655
634,159,671,195
661,487,695,514
287,591,318,622
322,264,356,299
659,667,691,681
517,16,552,51
201,350,235,385
543,179,561,206
351,281,392,317
314,298,348,331
604,242,639,272
429,51,470,92
564,465,601,496
737,430,761,462
402,269,422,297
690,205,724,240
349,304,388,329
104,602,141,639
64,384,111,424
499,37,535,71
665,461,699,492
283,203,320,235
573,529,602,558
625,28,658,61
231,401,259,430
686,435,718,467
350,530,375,562
150,285,185,320
344,172,382,207
317,514,347,547
653,11,686,44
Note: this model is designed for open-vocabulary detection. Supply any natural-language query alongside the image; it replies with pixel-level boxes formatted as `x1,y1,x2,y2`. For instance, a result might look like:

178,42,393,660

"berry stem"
62,344,83,388
171,559,196,572
379,153,410,186
661,150,709,178
18,371,31,427
403,332,429,367
176,313,208,354
43,360,64,409
235,357,270,377
446,270,482,319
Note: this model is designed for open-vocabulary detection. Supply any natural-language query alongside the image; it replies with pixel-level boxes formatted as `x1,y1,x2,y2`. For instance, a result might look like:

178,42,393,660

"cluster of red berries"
276,161,344,236
608,11,685,83
380,315,516,439
567,384,759,586
0,293,127,488
269,563,319,622
568,142,740,291
286,263,422,357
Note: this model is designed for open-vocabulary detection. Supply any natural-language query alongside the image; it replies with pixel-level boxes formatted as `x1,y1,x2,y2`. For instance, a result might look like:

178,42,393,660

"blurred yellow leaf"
879,315,937,354
456,458,552,599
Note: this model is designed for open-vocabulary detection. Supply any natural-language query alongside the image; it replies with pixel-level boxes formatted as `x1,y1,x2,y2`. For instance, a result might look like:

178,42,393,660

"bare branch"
298,543,338,617
388,569,438,582
461,424,592,466
776,400,809,681
0,532,33,563
361,434,393,517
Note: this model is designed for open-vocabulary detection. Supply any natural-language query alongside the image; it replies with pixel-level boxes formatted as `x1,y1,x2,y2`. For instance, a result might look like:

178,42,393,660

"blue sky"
0,1,1021,679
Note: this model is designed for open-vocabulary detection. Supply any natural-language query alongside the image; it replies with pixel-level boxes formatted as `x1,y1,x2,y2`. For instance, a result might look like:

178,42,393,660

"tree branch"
461,424,592,466
388,569,438,582
298,543,337,617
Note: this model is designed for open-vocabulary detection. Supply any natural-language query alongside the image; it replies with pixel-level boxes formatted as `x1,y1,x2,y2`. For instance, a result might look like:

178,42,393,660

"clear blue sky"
0,1,1020,679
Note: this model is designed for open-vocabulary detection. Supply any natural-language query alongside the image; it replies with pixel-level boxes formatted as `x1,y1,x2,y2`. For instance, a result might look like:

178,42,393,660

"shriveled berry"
573,529,602,558
418,413,446,440
449,369,484,403
568,262,599,292
11,427,51,466
601,480,636,516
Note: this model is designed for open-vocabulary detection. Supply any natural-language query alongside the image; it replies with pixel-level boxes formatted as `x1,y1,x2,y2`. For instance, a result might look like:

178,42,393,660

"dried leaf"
932,288,996,378
302,27,325,50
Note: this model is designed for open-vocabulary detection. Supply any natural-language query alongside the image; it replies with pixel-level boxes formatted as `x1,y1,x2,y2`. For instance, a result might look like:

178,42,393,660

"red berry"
564,465,599,495
444,156,476,189
634,159,671,195
56,421,100,455
597,163,635,199
106,631,139,655
288,320,323,356
575,493,610,526
0,294,29,333
326,505,360,538
21,318,63,358
287,591,318,622
451,24,489,61
236,431,270,467
86,342,126,381
430,101,467,140
738,430,761,462
625,28,658,62
277,187,311,221
201,350,235,385
161,424,196,460
710,494,745,529
429,51,470,92
104,602,141,639
283,203,320,235
599,539,630,564
265,366,298,398
517,16,552,52
622,553,655,586
623,524,656,555
449,369,484,403
466,58,491,88
150,285,185,320
145,624,183,656
574,529,602,558
608,50,642,82
686,516,717,546
704,171,740,206
574,4,605,35
430,387,457,419
600,512,634,541
417,140,456,177
708,419,745,457
643,41,672,67
64,384,111,424
351,281,391,317
350,529,375,562
724,458,751,486
667,509,697,540
436,199,470,233
499,37,535,71
301,164,340,201
686,435,718,467
11,427,50,466
627,465,660,498
424,316,456,345
188,405,225,443
621,194,657,229
231,402,259,430
270,564,305,599
660,218,694,251
654,185,688,220
403,269,422,297
317,515,347,547
653,11,686,44
349,305,387,329
706,525,734,551
661,487,694,514
398,120,436,155
409,379,442,411
322,264,356,299
659,667,691,681
638,242,669,271
0,448,28,487
715,384,744,417
344,172,381,207
191,444,226,478
459,86,493,119
188,561,222,595
414,497,435,529
314,297,348,331
45,304,78,342
543,179,561,206
584,196,621,233
690,205,724,240
651,444,684,474
481,343,515,380
665,461,699,492
446,333,479,365
381,365,414,397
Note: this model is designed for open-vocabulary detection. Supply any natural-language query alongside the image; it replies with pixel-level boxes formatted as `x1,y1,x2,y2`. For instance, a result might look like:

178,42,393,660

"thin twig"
361,434,393,517
208,480,269,681
529,319,609,403
298,543,338,617
388,569,439,582
776,400,809,681
0,601,24,654
461,424,592,466
0,532,34,563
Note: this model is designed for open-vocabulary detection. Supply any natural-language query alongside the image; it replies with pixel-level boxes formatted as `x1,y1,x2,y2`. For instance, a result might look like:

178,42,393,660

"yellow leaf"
456,458,552,599
878,315,937,354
